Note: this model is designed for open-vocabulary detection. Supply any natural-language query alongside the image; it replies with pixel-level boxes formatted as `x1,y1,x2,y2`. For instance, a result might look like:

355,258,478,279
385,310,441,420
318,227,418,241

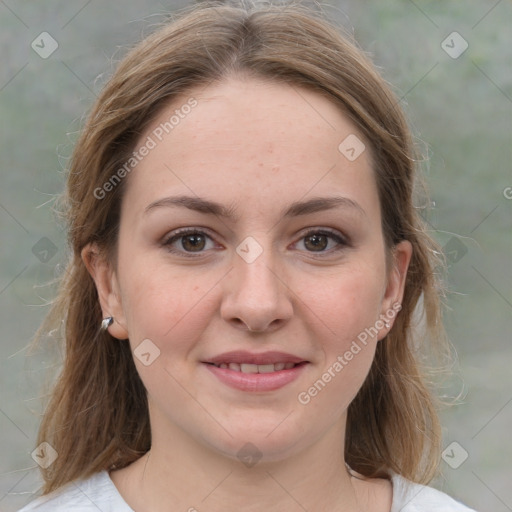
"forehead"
121,76,380,225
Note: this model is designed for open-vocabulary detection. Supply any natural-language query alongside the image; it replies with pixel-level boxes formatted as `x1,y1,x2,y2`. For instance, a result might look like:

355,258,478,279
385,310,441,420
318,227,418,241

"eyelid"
292,228,349,255
161,227,218,252
296,227,349,245
161,226,349,257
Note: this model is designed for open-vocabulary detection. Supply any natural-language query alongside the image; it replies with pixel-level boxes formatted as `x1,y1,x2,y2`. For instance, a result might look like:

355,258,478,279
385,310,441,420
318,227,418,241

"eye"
295,229,348,254
161,227,349,257
162,228,217,256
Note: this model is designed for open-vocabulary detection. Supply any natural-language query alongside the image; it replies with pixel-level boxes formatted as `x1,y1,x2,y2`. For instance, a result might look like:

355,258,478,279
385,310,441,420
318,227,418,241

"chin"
204,415,318,466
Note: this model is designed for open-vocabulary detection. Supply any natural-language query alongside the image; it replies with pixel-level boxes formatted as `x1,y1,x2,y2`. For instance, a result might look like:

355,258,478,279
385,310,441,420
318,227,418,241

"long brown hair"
33,0,450,494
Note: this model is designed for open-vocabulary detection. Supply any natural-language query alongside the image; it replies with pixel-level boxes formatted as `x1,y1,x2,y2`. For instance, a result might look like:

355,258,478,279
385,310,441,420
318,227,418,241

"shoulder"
17,470,133,512
391,473,478,512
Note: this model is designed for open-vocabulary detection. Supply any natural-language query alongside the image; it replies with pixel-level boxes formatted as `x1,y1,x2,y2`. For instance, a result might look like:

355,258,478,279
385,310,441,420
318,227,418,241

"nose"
220,243,294,333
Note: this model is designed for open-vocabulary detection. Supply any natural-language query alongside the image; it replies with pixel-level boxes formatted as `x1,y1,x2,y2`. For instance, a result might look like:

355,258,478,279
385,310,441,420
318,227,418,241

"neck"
112,415,368,512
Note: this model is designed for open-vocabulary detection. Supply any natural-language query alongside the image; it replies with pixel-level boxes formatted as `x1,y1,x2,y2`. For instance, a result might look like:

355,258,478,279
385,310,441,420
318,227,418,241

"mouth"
204,361,307,373
201,351,310,392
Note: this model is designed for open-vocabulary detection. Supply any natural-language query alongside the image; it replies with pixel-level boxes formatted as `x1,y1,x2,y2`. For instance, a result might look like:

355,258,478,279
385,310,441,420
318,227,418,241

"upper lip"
204,350,308,365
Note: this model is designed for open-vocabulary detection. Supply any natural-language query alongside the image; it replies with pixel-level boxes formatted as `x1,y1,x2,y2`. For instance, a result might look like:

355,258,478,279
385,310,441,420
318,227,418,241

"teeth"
257,364,276,374
214,362,299,373
240,363,258,373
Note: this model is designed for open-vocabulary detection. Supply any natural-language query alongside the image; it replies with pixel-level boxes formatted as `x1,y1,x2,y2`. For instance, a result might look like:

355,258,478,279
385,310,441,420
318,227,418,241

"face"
87,76,411,463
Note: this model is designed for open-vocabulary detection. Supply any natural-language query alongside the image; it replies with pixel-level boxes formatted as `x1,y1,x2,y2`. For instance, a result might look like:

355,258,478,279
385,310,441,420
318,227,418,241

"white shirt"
18,470,478,511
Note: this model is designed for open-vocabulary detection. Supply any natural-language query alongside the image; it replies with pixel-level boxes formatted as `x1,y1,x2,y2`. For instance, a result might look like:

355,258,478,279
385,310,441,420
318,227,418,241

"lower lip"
203,363,308,392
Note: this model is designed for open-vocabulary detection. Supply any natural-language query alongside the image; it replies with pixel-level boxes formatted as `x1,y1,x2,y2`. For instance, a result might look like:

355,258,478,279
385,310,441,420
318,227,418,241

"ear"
377,240,413,340
81,243,129,340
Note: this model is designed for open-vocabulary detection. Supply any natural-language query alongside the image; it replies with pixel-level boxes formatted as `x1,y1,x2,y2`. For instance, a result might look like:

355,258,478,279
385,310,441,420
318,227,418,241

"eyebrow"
144,194,366,220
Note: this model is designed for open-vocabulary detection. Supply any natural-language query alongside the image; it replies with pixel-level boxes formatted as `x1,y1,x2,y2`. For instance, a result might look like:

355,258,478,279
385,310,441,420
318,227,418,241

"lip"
204,350,307,366
203,361,309,392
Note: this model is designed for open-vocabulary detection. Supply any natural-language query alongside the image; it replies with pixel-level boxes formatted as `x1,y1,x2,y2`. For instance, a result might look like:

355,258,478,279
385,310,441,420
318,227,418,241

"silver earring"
385,321,391,329
101,317,114,331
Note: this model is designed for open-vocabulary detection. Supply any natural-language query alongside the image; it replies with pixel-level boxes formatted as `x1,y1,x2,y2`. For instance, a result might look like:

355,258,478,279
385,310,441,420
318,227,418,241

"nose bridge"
233,236,283,305
220,234,293,331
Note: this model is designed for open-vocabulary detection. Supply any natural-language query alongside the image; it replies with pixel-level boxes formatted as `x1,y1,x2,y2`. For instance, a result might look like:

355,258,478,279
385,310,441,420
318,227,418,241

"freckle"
272,166,280,174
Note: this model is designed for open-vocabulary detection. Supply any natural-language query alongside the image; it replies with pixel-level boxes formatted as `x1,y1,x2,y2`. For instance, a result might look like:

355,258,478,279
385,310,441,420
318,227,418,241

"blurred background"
1,1,510,510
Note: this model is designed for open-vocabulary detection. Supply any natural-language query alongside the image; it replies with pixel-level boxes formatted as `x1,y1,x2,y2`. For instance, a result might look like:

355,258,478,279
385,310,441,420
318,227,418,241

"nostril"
235,319,260,332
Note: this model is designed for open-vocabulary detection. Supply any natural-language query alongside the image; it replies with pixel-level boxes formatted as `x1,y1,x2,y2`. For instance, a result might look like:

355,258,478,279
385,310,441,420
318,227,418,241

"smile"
206,362,303,373
203,361,309,392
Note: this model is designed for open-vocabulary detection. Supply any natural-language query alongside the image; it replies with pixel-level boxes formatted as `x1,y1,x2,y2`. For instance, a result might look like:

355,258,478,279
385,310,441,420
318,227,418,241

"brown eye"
303,233,329,251
180,233,206,252
162,229,216,257
298,230,347,253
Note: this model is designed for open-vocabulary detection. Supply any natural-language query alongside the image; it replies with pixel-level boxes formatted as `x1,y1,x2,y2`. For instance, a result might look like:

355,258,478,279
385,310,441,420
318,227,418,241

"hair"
33,0,450,495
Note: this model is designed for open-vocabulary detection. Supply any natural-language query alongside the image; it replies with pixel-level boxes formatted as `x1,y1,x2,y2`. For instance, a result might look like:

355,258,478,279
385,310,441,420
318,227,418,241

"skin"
83,76,412,512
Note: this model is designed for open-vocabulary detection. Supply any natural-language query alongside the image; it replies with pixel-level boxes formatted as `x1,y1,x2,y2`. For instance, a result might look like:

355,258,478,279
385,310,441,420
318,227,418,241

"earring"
385,321,391,329
101,317,114,331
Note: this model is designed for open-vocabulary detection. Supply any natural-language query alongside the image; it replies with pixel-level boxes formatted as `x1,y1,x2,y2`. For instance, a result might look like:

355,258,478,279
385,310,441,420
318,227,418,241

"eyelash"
161,227,349,258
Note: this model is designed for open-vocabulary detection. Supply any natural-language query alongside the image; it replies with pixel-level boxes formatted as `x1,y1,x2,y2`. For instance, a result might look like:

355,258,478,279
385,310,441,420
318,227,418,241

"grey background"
1,1,511,511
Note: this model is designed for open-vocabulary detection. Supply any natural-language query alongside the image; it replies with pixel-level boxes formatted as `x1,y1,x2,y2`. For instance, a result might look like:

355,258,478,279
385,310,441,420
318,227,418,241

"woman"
20,1,477,511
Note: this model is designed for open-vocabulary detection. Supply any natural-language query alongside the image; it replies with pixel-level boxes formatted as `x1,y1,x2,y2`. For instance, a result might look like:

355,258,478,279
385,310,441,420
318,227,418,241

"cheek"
293,261,385,403
118,255,218,353
118,263,219,409
297,271,382,414
300,261,386,342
